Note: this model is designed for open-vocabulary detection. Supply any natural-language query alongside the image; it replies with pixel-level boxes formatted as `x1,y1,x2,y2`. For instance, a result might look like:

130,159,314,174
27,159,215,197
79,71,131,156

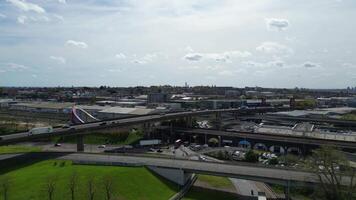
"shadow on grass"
0,152,71,175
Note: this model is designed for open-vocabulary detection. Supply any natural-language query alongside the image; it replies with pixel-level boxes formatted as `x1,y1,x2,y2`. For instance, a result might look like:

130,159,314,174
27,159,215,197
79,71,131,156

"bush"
268,158,279,165
244,150,259,163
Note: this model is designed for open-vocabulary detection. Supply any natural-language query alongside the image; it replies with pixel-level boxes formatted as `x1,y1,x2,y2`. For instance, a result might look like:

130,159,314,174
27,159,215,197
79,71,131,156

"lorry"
28,126,53,135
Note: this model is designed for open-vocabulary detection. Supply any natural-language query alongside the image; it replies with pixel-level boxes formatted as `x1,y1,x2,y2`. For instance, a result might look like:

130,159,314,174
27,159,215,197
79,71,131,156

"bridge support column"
76,135,84,152
185,116,193,128
143,123,152,138
215,112,222,130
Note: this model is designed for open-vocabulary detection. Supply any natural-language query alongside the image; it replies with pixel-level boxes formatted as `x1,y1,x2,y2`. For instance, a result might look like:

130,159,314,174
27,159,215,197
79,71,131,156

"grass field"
196,175,234,189
342,113,356,121
182,187,238,200
0,145,42,154
0,160,178,200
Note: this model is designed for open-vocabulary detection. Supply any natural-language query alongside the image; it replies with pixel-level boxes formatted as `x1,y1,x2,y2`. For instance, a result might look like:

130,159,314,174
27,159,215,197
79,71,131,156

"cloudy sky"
0,0,356,88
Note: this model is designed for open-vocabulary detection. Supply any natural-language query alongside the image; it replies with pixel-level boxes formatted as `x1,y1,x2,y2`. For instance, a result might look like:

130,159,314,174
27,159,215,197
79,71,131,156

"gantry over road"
0,107,281,145
58,153,351,187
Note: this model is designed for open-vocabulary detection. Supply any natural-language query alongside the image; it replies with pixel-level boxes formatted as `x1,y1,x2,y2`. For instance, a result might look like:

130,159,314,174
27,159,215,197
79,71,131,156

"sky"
0,0,356,88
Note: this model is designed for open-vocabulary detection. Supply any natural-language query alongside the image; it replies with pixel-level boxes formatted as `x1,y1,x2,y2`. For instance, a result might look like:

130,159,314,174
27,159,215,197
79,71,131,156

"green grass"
182,187,238,200
0,160,178,200
342,114,356,121
56,131,143,145
196,175,234,189
0,145,42,154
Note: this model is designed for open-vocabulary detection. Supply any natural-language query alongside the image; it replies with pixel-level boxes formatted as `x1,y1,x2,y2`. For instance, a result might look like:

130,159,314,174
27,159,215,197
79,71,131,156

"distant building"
148,93,169,103
225,90,241,98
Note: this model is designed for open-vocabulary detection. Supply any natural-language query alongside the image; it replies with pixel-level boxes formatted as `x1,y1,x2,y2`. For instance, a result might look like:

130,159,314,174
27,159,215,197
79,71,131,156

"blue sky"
0,0,356,88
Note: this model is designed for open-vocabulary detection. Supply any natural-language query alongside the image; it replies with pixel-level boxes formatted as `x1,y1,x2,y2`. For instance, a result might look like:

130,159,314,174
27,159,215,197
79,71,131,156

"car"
98,144,106,148
157,149,163,153
99,122,107,126
54,143,61,147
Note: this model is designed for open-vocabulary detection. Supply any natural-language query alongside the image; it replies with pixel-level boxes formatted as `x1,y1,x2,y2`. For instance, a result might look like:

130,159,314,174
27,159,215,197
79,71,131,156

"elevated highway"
0,107,279,145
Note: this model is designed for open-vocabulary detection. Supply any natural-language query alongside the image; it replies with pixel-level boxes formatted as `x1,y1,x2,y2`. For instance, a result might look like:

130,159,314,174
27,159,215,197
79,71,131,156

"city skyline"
1,0,356,88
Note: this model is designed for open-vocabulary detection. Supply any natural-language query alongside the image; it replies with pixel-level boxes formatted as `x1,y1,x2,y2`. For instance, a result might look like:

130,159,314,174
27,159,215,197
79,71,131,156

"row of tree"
0,171,117,200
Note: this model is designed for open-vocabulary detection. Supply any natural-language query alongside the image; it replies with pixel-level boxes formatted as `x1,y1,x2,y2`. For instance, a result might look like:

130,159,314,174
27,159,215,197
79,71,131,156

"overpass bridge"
168,128,356,153
58,153,351,188
0,107,280,149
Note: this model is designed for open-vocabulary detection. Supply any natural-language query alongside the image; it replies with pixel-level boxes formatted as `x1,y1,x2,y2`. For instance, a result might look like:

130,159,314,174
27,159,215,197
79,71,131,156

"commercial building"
148,93,169,103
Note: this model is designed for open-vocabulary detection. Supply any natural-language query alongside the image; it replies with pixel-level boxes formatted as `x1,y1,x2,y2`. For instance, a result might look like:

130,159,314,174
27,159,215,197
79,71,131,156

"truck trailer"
28,126,53,135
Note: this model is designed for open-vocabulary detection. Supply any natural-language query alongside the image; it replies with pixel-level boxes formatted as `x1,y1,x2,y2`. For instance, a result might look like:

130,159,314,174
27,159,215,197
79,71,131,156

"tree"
44,175,57,200
305,146,356,200
0,176,10,200
244,150,259,163
87,176,96,200
208,138,219,147
68,171,78,200
102,175,114,200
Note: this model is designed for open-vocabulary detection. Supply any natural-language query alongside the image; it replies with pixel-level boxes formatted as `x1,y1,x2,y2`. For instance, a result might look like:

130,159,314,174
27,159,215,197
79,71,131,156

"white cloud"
50,56,66,64
0,62,29,72
17,15,27,24
66,40,88,49
17,15,50,24
342,63,356,68
302,61,320,68
0,13,6,19
183,53,203,61
256,42,293,55
131,53,158,64
58,0,66,4
185,46,194,53
184,51,251,62
115,53,126,59
6,0,45,13
266,18,289,31
268,60,285,67
243,60,285,68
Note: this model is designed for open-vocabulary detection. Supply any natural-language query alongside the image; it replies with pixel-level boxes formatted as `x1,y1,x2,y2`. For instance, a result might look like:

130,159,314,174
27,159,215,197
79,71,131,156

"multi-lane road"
57,153,350,187
0,108,277,145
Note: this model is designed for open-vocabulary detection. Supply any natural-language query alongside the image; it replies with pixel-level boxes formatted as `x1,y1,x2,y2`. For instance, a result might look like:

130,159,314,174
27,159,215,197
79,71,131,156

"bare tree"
68,171,78,200
102,175,114,200
0,176,10,200
87,176,96,200
305,146,356,200
44,175,57,200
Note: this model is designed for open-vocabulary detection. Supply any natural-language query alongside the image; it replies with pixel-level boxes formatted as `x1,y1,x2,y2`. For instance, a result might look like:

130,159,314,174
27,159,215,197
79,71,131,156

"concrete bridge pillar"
76,135,84,152
214,112,222,130
186,116,193,128
143,123,152,138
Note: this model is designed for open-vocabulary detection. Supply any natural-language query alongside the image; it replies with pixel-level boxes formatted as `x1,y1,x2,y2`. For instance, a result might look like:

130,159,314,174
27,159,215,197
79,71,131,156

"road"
0,108,276,145
56,153,350,186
